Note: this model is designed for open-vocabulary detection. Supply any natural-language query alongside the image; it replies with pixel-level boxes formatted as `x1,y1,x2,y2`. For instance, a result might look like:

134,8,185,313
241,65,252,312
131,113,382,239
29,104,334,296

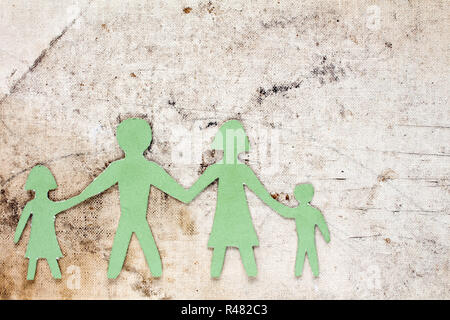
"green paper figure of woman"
14,165,81,280
185,120,285,278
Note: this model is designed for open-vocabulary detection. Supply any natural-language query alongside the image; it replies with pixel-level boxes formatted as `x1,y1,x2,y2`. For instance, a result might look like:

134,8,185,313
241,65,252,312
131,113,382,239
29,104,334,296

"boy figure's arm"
274,204,297,218
14,202,32,243
313,208,330,243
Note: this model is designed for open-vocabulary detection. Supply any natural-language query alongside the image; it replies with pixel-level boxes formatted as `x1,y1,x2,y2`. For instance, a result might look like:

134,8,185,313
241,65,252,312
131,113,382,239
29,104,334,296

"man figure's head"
116,118,152,156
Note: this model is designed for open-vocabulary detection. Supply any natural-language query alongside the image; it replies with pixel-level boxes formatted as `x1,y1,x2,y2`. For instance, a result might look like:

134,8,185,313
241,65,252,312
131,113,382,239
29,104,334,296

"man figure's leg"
108,222,133,279
135,223,162,277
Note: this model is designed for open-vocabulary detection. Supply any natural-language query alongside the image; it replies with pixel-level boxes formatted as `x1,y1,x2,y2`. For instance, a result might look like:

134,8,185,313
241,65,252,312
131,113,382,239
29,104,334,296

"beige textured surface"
0,0,449,299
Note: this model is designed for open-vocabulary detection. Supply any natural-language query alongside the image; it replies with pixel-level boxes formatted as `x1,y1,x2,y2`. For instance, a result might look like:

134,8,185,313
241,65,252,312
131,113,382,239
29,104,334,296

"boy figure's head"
294,183,314,205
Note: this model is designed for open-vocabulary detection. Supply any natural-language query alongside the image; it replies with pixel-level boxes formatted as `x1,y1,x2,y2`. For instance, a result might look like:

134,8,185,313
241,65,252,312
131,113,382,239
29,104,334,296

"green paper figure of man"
71,118,190,279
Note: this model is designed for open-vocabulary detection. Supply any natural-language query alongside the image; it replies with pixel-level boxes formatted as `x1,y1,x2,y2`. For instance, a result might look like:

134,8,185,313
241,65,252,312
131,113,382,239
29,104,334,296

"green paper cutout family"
14,119,330,280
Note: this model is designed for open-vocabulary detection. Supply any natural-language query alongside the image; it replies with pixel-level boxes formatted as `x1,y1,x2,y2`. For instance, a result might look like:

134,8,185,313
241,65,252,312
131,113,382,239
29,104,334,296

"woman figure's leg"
27,259,37,280
239,246,257,277
211,247,226,278
48,259,62,279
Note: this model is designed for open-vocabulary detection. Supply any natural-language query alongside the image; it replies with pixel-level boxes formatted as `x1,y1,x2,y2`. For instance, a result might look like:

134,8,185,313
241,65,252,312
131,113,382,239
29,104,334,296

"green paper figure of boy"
274,183,330,277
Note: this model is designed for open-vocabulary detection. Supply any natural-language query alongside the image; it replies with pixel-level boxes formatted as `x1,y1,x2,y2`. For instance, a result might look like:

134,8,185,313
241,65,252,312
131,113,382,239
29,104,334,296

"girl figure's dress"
24,198,64,261
17,196,77,280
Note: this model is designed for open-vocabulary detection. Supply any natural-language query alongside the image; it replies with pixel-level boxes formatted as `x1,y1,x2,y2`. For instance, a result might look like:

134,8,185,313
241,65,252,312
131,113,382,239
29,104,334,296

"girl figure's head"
211,120,250,164
25,165,57,195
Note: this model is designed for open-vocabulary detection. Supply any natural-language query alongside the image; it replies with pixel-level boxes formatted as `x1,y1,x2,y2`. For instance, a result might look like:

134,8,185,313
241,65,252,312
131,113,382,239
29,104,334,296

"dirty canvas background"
0,0,449,299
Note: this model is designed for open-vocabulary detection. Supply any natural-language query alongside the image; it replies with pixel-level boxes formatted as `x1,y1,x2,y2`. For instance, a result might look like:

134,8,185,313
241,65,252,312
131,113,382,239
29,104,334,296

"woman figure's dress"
201,164,262,249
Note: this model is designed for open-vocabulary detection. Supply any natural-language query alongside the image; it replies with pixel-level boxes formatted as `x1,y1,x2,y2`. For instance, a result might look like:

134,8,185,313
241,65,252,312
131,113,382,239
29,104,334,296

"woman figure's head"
211,120,250,164
25,165,57,193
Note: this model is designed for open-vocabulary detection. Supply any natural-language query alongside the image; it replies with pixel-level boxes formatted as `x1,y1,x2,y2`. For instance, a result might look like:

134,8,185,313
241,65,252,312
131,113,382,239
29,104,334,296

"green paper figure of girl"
14,165,82,280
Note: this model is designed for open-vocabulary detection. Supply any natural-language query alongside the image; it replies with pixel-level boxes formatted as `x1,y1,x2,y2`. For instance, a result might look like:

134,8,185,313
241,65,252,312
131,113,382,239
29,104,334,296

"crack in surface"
0,4,89,110
257,80,303,104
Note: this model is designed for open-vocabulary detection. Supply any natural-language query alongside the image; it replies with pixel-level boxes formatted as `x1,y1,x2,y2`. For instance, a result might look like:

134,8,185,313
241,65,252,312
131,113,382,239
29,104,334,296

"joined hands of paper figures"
14,118,330,280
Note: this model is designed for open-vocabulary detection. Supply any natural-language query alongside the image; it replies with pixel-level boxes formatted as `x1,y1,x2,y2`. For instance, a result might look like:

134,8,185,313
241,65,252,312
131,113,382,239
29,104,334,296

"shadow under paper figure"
14,165,81,280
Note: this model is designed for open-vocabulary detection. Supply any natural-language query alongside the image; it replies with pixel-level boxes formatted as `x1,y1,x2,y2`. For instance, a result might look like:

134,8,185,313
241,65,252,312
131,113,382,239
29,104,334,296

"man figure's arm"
74,161,120,203
151,164,191,203
185,165,218,203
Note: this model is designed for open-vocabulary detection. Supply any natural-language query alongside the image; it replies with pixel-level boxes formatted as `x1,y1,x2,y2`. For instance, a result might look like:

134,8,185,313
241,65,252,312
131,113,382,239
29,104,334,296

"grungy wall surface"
0,0,448,299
